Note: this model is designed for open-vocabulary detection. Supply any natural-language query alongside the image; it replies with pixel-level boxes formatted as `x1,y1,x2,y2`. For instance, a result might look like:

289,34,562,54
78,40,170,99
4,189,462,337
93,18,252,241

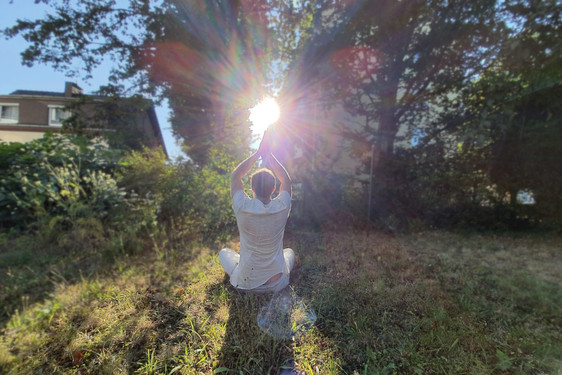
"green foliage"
279,0,501,167
290,170,364,230
0,133,163,254
13,161,123,226
4,1,263,166
368,143,541,232
359,0,562,231
452,0,562,226
0,131,239,243
0,133,120,231
117,147,238,243
0,137,241,329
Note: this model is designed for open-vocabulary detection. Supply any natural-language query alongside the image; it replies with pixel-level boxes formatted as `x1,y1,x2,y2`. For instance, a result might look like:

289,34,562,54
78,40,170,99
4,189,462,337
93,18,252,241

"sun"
249,97,280,136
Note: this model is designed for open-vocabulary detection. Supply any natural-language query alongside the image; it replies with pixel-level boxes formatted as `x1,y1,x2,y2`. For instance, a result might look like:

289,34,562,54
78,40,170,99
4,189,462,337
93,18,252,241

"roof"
9,82,84,98
10,90,67,97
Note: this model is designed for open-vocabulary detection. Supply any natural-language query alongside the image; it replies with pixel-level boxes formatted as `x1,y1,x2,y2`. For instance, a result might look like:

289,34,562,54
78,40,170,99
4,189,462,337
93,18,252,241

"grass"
1,228,561,374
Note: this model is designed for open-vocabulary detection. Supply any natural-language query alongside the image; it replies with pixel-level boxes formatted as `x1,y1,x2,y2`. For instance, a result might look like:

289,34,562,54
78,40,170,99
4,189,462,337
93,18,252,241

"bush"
371,145,539,232
289,170,364,230
1,134,240,244
116,147,238,243
0,133,157,240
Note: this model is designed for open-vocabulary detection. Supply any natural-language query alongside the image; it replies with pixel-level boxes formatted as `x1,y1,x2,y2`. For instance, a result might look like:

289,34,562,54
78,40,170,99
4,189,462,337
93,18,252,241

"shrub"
116,147,237,243
289,170,364,230
0,133,157,239
373,145,542,232
1,134,116,230
1,134,239,244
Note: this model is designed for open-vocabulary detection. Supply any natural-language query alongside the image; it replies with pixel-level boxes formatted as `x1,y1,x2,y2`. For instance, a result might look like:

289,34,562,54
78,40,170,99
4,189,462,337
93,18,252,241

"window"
48,105,71,126
0,103,19,124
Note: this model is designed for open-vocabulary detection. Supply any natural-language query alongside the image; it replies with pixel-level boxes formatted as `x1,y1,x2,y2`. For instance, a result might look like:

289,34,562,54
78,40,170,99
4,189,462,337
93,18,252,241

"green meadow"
2,228,560,374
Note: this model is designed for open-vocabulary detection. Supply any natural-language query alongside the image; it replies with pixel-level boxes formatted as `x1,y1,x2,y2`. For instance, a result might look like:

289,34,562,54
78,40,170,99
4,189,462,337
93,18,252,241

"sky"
0,1,185,160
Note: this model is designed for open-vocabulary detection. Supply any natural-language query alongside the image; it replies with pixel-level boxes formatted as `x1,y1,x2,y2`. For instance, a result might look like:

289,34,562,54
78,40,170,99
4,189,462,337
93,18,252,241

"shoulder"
276,190,291,207
232,189,247,199
232,189,250,211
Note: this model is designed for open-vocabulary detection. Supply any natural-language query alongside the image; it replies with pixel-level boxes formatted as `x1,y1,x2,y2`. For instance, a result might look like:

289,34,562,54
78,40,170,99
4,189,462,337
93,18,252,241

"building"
0,82,167,156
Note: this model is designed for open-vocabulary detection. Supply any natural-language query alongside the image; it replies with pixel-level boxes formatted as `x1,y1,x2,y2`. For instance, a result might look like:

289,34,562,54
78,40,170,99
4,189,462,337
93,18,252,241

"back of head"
251,168,276,199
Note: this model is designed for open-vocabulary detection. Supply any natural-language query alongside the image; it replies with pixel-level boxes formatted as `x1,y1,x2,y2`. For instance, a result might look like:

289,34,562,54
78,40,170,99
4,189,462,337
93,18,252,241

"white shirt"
230,189,291,289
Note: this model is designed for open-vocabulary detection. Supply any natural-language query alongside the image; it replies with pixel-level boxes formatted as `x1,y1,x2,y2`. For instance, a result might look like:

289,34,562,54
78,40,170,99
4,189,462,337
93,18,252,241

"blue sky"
0,1,184,160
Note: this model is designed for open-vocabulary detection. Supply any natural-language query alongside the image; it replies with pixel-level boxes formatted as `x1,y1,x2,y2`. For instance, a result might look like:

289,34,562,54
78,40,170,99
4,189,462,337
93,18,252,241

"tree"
261,0,502,224
333,0,500,167
4,0,274,166
458,0,562,222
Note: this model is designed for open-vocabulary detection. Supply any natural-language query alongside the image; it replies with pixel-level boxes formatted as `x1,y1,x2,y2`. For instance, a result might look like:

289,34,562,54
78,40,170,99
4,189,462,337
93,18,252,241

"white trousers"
219,248,295,294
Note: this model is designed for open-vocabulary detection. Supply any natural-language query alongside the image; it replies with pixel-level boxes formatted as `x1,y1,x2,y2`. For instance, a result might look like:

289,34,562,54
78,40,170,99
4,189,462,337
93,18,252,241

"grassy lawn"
1,228,561,374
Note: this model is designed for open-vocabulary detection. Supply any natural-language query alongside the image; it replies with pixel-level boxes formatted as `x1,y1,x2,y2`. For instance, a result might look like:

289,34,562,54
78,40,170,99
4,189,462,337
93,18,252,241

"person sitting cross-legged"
219,135,294,294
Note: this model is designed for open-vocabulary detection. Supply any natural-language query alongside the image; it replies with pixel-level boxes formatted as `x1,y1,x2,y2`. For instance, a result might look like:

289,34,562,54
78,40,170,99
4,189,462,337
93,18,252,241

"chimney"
64,82,83,97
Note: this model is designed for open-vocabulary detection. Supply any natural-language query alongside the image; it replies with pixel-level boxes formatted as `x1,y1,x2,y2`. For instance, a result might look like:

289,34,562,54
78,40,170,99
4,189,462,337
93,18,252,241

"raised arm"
265,152,292,197
230,152,259,197
230,135,271,197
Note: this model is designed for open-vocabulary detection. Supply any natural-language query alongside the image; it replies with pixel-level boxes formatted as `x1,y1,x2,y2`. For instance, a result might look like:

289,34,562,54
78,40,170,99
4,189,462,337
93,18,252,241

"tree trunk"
370,78,399,225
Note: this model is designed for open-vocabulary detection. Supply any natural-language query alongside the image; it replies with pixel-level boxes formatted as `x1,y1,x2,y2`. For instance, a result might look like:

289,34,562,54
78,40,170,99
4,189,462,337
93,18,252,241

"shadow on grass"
211,275,296,374
0,233,118,327
0,227,204,328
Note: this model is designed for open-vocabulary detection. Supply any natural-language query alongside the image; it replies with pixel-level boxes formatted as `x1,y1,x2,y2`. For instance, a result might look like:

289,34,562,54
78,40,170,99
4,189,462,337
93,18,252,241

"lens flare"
249,97,280,136
257,286,316,339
